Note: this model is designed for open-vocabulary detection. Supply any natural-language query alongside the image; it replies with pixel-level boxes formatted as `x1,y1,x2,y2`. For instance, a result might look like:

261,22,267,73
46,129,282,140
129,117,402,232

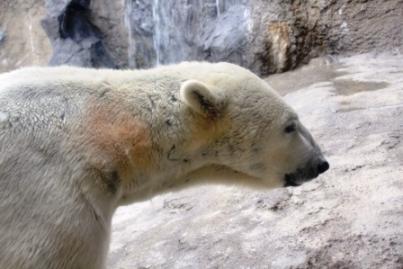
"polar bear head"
179,62,329,188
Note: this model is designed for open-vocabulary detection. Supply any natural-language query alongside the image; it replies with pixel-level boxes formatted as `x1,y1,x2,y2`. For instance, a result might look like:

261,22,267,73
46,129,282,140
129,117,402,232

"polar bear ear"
180,80,224,117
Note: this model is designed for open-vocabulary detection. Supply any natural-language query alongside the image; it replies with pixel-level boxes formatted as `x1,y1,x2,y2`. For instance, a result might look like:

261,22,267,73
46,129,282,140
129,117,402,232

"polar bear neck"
81,89,219,204
117,113,221,204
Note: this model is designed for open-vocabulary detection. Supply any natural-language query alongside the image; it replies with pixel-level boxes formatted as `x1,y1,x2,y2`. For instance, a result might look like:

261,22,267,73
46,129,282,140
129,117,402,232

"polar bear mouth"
284,168,318,187
284,159,330,187
284,174,304,187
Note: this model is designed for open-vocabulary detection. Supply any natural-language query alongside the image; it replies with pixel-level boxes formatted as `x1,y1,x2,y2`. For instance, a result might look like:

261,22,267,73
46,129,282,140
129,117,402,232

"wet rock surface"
108,54,403,268
1,1,403,74
121,0,403,74
124,0,250,69
63,0,403,73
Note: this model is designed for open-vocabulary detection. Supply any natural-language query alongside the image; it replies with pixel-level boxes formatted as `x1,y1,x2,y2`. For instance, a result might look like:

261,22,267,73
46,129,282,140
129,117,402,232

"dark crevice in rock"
42,0,116,68
58,0,101,42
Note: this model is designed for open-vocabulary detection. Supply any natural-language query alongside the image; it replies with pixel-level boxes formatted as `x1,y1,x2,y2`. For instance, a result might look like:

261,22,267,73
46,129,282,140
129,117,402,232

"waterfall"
152,0,161,66
216,0,221,17
126,0,250,68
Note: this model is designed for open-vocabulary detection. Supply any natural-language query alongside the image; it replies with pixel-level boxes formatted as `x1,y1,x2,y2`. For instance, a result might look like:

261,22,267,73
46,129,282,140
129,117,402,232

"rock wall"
1,0,402,74
0,0,51,73
251,0,403,74
124,0,251,68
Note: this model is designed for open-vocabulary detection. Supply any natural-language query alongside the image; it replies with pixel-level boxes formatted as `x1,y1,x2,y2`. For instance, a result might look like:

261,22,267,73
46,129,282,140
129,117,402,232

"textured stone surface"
123,0,403,74
1,0,403,73
41,0,117,68
108,54,403,268
90,0,128,68
124,0,251,68
251,0,403,74
0,0,51,73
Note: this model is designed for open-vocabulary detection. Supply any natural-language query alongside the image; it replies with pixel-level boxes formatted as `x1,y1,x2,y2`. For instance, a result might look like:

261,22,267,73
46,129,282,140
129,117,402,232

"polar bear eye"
284,123,296,133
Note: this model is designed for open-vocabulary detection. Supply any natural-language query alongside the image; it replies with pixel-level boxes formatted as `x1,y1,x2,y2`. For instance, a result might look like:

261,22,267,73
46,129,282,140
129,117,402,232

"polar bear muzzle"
284,158,329,187
282,120,329,187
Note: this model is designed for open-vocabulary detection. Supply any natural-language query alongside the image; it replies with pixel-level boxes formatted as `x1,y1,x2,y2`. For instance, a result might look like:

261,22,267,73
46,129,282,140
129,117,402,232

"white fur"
180,79,220,115
0,62,325,268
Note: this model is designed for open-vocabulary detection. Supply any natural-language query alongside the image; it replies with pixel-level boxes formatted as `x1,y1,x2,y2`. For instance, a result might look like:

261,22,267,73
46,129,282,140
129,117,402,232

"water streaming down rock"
125,0,251,69
216,0,221,17
152,0,161,66
35,0,403,75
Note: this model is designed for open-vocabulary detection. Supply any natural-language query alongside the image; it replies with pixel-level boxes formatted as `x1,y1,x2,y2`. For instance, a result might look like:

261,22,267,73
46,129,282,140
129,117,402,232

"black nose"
317,161,329,174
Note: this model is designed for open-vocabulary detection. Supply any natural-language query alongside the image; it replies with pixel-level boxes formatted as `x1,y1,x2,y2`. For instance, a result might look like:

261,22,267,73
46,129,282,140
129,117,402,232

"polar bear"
0,62,328,269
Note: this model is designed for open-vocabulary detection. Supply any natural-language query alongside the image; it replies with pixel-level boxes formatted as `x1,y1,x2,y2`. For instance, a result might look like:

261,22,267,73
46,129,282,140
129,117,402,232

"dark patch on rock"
42,0,116,68
334,79,389,96
58,0,98,42
163,197,194,214
255,189,291,211
0,30,5,45
170,95,178,102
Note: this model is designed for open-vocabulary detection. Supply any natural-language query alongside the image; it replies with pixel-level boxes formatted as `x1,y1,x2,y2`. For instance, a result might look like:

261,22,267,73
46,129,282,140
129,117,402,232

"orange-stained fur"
82,98,154,185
